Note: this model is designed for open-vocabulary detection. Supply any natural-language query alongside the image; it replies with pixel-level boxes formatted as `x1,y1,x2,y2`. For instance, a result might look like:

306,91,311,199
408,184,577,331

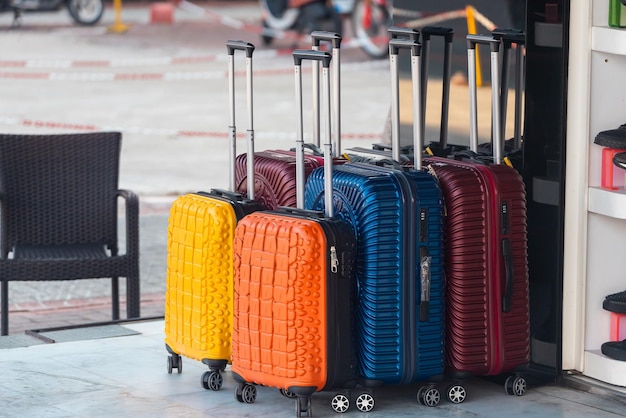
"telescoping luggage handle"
421,26,454,151
226,40,255,199
467,34,503,164
467,35,515,313
293,49,334,217
389,36,423,169
492,29,525,150
311,31,342,156
389,36,433,321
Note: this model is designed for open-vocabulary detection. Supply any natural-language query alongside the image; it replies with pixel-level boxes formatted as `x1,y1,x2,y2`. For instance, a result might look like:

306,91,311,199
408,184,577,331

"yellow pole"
108,0,130,33
465,5,482,87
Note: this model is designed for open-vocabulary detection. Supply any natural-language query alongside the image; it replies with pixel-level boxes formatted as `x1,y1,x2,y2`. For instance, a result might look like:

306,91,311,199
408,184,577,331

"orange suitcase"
231,49,358,417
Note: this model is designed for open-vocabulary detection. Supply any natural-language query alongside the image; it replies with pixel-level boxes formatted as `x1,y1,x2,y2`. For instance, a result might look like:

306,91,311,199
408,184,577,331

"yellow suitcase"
164,41,264,391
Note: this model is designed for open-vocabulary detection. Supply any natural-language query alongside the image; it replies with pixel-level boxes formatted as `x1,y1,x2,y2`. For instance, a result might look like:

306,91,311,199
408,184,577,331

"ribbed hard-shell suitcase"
423,34,530,402
305,36,446,406
231,50,359,417
234,32,346,210
164,41,265,390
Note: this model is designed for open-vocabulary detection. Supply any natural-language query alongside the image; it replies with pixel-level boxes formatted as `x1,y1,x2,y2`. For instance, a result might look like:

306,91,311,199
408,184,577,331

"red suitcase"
423,34,530,401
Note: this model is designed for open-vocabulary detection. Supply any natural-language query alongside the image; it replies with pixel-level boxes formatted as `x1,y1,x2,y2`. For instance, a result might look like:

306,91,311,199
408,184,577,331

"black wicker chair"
0,132,140,335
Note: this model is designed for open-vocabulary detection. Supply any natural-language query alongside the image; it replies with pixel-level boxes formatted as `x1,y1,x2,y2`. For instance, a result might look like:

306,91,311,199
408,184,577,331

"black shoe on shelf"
603,290,626,314
594,124,626,149
601,339,626,361
613,152,626,170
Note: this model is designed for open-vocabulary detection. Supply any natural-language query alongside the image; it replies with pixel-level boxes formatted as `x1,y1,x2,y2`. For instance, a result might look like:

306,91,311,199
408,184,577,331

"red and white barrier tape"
0,59,387,81
0,116,383,141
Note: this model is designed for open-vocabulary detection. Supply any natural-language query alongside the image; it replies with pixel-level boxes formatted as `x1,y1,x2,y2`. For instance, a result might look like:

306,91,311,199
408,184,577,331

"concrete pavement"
0,0,516,334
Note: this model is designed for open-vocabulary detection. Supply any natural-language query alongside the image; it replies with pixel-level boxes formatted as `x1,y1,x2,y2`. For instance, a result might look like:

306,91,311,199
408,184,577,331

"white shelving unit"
564,0,626,388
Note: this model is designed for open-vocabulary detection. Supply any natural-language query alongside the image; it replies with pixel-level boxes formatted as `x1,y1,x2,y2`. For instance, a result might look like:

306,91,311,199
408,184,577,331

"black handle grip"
501,238,514,313
491,28,526,46
226,40,255,58
389,38,421,56
388,26,419,41
466,34,500,52
422,26,454,42
311,31,342,48
293,49,332,68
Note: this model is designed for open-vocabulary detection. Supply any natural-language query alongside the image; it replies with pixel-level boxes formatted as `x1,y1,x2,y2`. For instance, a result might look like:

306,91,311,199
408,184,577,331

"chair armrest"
116,189,139,259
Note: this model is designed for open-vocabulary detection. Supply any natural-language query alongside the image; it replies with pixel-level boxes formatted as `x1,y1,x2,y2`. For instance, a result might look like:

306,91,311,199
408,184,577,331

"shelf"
588,186,626,219
584,350,626,388
592,26,626,55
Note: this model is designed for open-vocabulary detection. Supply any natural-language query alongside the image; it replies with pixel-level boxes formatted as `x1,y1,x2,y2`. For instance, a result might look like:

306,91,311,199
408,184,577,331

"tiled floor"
1,320,625,418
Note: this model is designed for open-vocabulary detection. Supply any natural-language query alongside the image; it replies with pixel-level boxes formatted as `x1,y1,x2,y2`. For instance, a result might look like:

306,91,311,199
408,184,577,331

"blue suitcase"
304,37,446,407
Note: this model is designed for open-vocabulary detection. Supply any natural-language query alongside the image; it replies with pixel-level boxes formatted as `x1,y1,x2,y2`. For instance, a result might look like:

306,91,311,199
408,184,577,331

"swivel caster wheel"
417,385,440,407
280,388,298,399
235,383,257,403
355,392,375,412
167,354,182,374
201,371,223,391
505,375,526,396
446,383,467,404
296,396,312,417
330,393,350,413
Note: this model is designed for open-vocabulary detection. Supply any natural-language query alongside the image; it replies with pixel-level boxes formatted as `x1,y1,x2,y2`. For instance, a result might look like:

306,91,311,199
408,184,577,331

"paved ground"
0,0,518,335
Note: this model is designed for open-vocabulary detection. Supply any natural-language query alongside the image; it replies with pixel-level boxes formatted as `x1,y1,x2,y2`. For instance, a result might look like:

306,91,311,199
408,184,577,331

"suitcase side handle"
226,40,256,198
501,238,514,313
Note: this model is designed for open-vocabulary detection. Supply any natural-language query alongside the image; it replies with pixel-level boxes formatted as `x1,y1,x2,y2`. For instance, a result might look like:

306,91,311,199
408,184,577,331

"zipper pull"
330,246,339,274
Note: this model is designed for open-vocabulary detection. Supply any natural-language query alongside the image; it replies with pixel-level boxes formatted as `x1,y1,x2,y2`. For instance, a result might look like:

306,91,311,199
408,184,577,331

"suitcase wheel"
445,383,467,404
504,375,526,396
280,388,298,399
166,354,182,374
417,385,440,407
354,392,375,413
295,396,312,418
201,371,223,391
235,383,257,404
330,393,350,413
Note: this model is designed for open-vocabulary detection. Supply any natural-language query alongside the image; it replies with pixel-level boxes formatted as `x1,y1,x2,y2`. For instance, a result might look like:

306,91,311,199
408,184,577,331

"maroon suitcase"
234,32,345,209
423,34,530,400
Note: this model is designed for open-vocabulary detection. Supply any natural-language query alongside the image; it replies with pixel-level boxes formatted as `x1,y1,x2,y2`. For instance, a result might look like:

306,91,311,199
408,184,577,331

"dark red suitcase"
423,34,530,401
234,32,345,210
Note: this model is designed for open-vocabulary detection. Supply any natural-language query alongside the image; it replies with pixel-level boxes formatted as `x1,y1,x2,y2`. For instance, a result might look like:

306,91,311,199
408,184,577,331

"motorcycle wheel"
351,0,391,59
259,0,300,31
66,0,104,25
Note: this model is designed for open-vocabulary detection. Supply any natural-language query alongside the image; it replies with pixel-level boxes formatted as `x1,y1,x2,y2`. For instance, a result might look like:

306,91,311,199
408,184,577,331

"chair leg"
1,281,8,336
126,275,140,319
112,277,120,321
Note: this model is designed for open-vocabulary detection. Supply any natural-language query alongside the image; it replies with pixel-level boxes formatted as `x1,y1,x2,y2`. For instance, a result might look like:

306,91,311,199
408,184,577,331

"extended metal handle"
226,40,255,197
388,26,419,41
311,31,342,48
389,37,423,168
311,32,342,156
467,34,502,163
226,40,255,57
294,50,333,215
420,26,454,149
492,29,525,149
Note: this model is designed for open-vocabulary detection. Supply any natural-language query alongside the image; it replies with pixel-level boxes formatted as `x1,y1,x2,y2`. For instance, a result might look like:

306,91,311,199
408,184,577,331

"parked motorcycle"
1,0,104,26
259,0,392,58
